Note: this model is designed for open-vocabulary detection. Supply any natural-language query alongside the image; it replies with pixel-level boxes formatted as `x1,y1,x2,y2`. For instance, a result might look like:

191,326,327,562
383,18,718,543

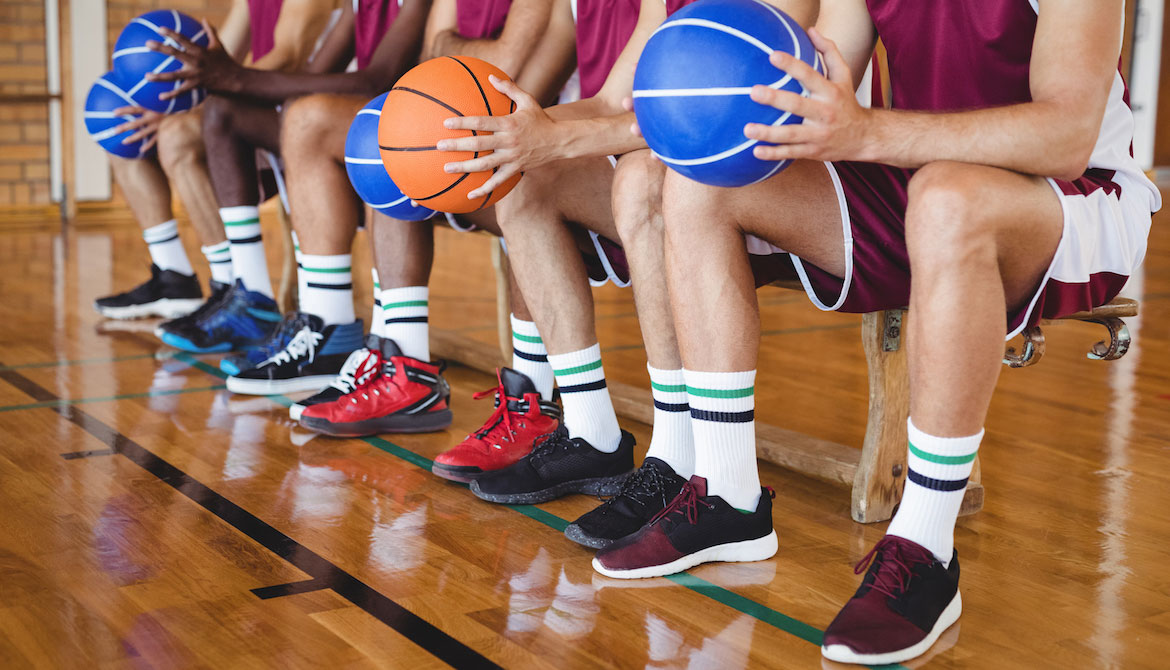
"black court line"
0,365,500,670
62,448,116,460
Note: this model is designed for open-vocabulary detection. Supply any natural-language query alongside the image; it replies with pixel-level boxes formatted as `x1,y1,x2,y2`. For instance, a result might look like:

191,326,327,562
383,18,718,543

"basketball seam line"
448,57,495,207
390,86,463,117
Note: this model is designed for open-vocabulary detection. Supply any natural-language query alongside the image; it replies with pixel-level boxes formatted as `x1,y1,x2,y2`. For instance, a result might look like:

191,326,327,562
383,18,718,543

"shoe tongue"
364,333,384,351
499,367,537,398
687,475,709,497
640,457,677,478
378,338,405,359
297,312,325,332
209,279,229,294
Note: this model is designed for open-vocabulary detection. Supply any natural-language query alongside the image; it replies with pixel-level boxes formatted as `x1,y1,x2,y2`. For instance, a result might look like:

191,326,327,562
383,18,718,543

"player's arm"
749,0,1120,180
513,0,577,106
216,0,252,62
251,0,340,72
148,0,433,103
430,0,552,78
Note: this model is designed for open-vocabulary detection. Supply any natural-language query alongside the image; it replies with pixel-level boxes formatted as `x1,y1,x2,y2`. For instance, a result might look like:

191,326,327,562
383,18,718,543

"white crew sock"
201,240,233,284
886,418,982,566
549,344,621,453
381,286,429,360
685,368,760,511
220,205,273,297
370,269,383,337
298,252,355,325
292,231,307,302
510,314,553,401
646,365,695,478
142,220,193,275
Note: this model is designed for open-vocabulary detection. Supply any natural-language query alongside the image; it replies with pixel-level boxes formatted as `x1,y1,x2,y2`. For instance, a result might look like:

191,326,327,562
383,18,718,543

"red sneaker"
432,367,561,483
298,338,452,437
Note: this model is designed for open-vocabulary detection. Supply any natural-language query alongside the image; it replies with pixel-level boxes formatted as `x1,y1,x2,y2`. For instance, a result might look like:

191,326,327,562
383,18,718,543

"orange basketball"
378,56,522,214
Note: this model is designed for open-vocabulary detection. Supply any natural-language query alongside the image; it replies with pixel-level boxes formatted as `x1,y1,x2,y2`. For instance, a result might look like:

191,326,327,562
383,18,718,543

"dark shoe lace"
853,536,936,600
527,427,575,466
597,461,675,511
650,480,715,527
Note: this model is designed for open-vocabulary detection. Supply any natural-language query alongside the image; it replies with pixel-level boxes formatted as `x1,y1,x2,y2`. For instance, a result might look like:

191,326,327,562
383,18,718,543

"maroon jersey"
247,0,284,61
573,0,696,99
457,0,512,39
354,0,401,70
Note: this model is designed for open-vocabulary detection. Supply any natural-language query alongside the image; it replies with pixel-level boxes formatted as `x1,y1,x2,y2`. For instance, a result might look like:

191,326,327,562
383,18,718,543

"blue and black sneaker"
159,280,281,353
225,313,365,395
219,311,306,375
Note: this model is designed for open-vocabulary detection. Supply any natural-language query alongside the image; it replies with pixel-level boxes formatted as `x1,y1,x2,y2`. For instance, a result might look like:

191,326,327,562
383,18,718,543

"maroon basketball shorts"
748,161,1155,337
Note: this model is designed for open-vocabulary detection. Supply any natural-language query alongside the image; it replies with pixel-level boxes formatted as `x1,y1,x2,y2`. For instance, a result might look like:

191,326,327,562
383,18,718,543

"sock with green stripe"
381,286,429,360
510,314,553,401
299,252,354,326
646,365,695,478
143,219,193,274
292,231,307,301
201,240,233,284
549,344,620,453
684,368,760,512
370,269,383,337
886,418,982,566
220,206,273,298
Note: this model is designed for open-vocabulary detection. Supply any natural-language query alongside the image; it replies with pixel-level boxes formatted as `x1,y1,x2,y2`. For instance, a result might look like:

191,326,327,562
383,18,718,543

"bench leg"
853,310,985,523
276,204,298,314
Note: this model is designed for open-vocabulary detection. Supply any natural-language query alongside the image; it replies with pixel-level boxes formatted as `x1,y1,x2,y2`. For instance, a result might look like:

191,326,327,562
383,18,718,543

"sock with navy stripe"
646,365,695,478
381,286,429,360
299,252,354,326
220,206,273,298
549,344,621,453
292,231,307,302
510,314,553,401
143,220,193,275
200,240,232,284
685,368,760,511
370,269,383,337
886,418,982,566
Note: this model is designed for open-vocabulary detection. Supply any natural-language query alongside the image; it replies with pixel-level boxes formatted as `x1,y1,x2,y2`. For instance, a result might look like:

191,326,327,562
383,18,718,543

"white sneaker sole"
226,374,337,396
591,530,778,580
97,298,203,320
289,403,305,421
821,590,962,665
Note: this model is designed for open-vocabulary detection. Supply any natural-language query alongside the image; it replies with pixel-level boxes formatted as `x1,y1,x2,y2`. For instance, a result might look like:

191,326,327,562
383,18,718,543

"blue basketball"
345,93,437,221
632,0,823,187
84,71,155,159
112,9,208,113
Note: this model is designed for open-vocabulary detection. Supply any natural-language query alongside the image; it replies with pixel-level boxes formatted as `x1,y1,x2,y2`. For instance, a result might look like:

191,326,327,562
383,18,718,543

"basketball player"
291,0,579,440
94,0,331,322
145,0,432,392
438,0,811,544
618,0,1150,664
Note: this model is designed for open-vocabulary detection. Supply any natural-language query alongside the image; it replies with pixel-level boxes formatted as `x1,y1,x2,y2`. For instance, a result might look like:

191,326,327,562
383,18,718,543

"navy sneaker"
95,264,203,320
225,313,364,395
219,311,307,376
155,279,230,339
159,280,281,353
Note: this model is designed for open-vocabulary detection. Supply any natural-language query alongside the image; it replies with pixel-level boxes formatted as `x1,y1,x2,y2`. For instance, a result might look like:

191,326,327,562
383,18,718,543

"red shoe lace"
468,369,518,446
853,536,935,600
650,480,715,526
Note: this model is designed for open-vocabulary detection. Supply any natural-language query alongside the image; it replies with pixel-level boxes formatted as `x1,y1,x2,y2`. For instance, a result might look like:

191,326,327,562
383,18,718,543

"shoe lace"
650,480,714,526
330,348,373,393
262,326,323,366
600,463,672,509
528,428,574,465
467,370,524,446
349,349,393,402
853,536,935,600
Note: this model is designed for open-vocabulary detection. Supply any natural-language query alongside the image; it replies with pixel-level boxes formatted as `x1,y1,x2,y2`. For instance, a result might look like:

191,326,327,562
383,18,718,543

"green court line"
0,353,159,370
0,384,226,413
173,352,904,668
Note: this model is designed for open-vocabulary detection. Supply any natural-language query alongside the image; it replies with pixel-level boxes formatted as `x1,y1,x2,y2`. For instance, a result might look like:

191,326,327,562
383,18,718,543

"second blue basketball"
346,93,437,222
632,0,823,187
113,9,208,113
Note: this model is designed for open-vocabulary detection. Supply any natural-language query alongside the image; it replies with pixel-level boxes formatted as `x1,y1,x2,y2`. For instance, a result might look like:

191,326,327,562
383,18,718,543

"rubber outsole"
820,591,962,665
469,471,631,505
225,374,337,396
564,523,614,550
96,297,203,320
591,530,779,579
299,408,454,437
430,462,485,484
288,403,306,421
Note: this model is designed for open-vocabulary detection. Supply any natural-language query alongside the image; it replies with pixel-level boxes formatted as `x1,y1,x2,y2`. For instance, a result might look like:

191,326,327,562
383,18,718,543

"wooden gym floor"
1,183,1169,669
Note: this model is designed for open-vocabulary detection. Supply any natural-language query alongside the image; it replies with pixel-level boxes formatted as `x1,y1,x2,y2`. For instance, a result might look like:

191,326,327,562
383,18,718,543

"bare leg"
155,109,226,247
201,96,281,207
109,155,172,231
370,213,434,289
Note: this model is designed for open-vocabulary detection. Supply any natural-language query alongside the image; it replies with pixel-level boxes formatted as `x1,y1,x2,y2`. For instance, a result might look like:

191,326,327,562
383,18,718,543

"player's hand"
743,27,872,163
622,96,642,138
112,105,164,152
437,75,558,200
145,20,239,98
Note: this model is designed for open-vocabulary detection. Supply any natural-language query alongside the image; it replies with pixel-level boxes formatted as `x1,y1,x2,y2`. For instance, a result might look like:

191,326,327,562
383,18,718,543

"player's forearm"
550,112,647,161
431,31,526,77
212,68,384,102
864,101,1100,180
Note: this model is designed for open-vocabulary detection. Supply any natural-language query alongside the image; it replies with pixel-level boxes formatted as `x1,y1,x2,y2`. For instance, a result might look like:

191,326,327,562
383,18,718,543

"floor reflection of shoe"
289,334,384,421
820,536,961,666
155,279,230,339
564,456,686,549
298,338,453,437
158,280,281,353
94,263,203,320
432,367,561,484
592,476,777,579
225,314,363,395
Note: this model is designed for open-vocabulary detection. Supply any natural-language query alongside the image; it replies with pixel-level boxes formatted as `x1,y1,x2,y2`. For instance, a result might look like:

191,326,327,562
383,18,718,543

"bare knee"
905,161,999,272
200,95,236,140
662,169,737,244
494,161,564,235
280,94,344,161
156,111,204,172
612,150,666,245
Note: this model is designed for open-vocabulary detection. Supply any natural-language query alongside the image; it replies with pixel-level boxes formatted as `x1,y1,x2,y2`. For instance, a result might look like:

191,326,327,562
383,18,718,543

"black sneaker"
821,536,961,665
592,476,778,579
469,427,634,504
94,263,203,319
225,313,364,395
564,457,687,549
289,333,385,421
155,279,230,338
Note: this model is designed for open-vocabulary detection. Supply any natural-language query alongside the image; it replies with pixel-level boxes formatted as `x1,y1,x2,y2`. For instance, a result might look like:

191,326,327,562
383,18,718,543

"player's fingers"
443,152,504,175
157,27,199,53
112,105,147,117
621,96,634,113
743,122,804,145
807,27,852,87
751,142,814,161
443,115,503,133
145,41,186,61
140,133,158,153
124,126,155,143
202,19,220,50
490,75,537,110
770,51,832,97
749,87,819,121
169,79,199,97
436,133,500,155
467,166,518,200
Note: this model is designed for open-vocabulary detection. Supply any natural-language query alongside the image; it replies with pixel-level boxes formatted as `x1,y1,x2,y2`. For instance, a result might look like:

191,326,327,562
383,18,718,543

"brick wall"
0,0,50,207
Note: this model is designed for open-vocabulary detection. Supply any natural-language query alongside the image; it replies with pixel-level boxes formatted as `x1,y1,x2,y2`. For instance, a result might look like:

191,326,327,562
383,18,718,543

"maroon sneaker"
821,536,961,665
591,476,778,579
